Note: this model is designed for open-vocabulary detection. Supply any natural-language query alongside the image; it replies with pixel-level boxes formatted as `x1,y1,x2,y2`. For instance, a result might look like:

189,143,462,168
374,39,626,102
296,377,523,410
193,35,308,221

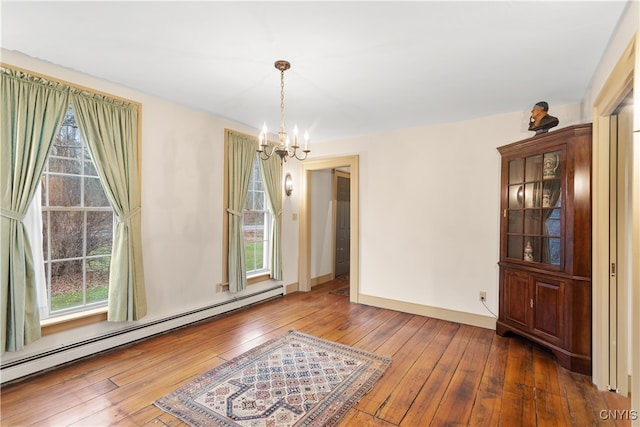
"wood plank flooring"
0,279,632,426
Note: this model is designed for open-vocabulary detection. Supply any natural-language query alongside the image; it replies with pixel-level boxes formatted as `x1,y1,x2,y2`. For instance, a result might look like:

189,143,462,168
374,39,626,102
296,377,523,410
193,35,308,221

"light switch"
292,213,298,221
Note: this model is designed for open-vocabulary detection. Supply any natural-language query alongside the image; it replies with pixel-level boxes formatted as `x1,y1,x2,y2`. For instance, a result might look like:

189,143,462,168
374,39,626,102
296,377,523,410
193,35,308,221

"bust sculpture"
528,101,559,135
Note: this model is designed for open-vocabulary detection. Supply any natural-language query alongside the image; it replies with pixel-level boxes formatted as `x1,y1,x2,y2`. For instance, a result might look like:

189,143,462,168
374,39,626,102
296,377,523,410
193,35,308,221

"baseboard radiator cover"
0,285,284,384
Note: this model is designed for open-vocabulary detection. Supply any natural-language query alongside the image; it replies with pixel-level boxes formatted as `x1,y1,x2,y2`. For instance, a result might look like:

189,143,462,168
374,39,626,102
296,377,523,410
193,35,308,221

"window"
40,106,113,316
243,154,271,276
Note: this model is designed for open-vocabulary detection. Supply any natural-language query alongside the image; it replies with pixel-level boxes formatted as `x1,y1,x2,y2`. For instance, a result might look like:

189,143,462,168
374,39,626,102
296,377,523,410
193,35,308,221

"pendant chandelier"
257,60,310,163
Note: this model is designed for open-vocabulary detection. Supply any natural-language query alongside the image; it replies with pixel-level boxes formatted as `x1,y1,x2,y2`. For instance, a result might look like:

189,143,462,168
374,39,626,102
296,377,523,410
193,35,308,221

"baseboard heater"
0,285,284,384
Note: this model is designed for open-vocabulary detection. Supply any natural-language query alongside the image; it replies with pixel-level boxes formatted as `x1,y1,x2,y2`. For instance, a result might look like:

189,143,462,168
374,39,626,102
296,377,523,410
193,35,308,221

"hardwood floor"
0,279,632,426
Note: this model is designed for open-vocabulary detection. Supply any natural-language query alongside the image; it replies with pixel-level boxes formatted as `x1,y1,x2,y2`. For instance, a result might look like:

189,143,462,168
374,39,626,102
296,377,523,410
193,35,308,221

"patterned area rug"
329,287,350,297
154,330,391,427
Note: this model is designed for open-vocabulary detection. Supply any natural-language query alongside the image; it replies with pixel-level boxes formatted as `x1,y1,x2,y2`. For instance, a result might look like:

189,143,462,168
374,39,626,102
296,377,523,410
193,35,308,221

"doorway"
608,97,633,395
299,156,359,303
592,33,638,414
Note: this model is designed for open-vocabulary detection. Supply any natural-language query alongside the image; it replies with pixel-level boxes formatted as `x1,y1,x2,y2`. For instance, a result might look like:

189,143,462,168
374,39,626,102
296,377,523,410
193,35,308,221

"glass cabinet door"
505,149,562,266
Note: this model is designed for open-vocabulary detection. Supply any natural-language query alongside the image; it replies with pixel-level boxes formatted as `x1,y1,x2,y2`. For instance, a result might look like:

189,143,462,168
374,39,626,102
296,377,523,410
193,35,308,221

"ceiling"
0,1,629,142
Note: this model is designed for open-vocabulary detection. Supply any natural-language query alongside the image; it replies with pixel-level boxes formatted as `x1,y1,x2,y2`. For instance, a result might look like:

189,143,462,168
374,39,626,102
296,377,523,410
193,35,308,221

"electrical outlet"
479,291,487,302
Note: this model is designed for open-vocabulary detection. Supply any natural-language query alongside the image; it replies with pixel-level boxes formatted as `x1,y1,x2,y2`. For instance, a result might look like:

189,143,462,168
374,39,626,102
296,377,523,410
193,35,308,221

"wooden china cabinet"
496,124,592,374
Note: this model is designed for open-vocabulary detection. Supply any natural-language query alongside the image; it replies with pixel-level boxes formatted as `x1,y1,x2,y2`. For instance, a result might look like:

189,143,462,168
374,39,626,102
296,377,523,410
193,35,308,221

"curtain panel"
0,67,69,353
227,132,257,293
71,93,147,321
259,155,283,280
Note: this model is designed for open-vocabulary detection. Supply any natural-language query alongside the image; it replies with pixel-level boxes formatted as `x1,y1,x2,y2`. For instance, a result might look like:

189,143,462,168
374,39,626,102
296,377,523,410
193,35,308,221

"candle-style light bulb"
260,122,269,146
293,125,299,147
304,131,309,151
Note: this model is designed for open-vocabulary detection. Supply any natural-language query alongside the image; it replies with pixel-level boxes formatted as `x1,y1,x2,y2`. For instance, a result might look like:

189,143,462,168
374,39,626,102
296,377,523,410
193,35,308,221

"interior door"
334,172,350,277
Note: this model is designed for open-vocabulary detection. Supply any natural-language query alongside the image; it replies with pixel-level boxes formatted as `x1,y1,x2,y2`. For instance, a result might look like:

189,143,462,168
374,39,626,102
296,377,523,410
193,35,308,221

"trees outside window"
41,106,113,314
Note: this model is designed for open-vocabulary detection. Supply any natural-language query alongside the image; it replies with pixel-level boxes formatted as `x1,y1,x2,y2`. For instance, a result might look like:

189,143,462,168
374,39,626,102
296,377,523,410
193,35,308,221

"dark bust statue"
528,101,559,135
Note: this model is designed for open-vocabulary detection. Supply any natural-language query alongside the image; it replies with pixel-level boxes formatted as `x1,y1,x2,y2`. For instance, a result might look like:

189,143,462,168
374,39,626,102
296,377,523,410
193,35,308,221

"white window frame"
39,105,113,318
242,155,271,277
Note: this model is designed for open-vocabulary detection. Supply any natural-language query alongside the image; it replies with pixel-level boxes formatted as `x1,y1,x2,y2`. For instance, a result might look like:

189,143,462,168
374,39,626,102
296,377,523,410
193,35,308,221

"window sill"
247,273,271,285
41,307,108,336
217,273,273,292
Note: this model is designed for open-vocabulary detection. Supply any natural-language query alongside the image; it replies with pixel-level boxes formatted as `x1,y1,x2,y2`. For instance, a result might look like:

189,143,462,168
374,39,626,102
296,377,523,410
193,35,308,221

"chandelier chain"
280,69,286,138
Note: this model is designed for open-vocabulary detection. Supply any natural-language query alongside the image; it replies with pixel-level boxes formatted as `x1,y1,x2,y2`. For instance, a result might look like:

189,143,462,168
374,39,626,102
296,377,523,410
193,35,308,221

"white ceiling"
0,1,629,142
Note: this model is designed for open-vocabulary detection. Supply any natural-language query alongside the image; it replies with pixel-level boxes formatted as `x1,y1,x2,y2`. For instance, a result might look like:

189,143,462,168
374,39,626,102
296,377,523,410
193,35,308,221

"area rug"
329,287,350,297
154,330,392,427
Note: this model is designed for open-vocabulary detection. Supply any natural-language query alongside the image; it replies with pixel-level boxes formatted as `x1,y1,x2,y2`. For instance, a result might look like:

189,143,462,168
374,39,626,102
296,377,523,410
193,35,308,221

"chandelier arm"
293,149,309,161
258,141,277,159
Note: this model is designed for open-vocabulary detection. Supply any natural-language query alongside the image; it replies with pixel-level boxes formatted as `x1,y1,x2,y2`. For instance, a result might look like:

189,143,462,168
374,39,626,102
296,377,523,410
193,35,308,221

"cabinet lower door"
503,269,531,329
531,277,564,345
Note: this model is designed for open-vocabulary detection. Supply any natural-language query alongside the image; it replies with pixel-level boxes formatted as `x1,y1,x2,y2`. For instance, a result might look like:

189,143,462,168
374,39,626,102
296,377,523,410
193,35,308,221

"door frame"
299,155,359,303
592,31,638,409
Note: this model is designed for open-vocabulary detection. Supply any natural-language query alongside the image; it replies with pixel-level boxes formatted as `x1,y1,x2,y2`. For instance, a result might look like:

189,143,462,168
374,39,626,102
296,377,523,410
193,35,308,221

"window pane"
52,135,82,160
244,191,255,210
50,259,83,311
87,211,113,255
48,175,81,206
244,241,264,270
254,191,265,210
85,177,110,207
525,155,542,181
48,157,81,175
524,183,538,208
49,211,83,259
254,174,264,192
543,238,561,265
524,210,541,235
244,211,259,227
507,236,523,260
87,256,110,304
508,211,523,233
544,209,561,237
508,158,524,184
508,185,523,208
84,158,99,176
543,151,561,179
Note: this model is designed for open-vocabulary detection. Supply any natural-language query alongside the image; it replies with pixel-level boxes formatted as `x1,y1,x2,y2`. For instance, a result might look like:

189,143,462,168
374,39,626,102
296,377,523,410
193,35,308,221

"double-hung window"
243,154,271,276
40,106,113,316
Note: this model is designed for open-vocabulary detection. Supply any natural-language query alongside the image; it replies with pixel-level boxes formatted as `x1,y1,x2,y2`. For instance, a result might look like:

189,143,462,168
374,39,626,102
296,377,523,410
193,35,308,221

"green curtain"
70,93,146,321
259,155,283,280
227,132,257,293
0,67,69,353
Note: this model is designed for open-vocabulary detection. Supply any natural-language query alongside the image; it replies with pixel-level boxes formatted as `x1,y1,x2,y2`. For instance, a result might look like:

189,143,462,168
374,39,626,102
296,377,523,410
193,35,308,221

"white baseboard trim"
358,294,497,330
1,286,284,384
311,273,333,287
285,282,299,294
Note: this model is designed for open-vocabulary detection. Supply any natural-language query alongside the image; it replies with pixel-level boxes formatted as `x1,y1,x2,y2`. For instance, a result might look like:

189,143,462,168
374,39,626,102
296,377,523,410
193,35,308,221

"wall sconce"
284,173,293,196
